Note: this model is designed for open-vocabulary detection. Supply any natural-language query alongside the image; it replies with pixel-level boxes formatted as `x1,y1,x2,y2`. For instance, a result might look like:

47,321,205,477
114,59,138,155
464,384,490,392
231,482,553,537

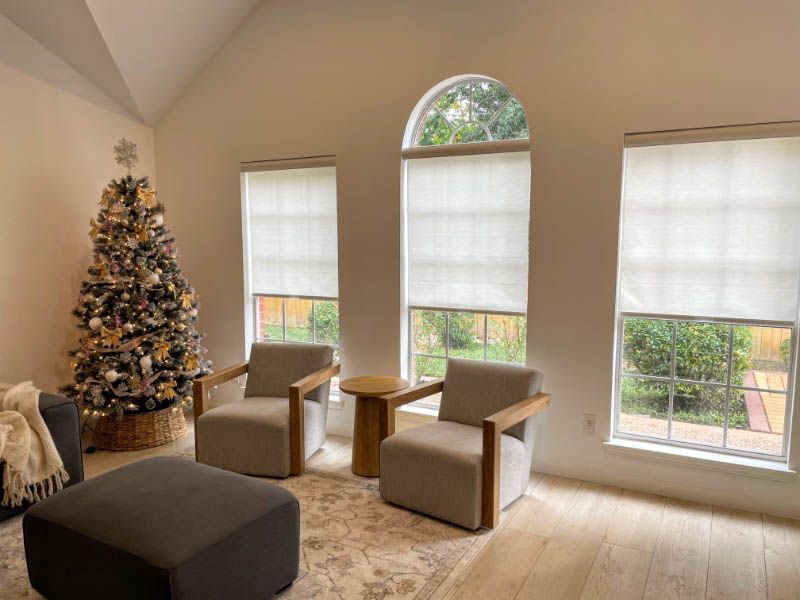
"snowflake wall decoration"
113,138,139,174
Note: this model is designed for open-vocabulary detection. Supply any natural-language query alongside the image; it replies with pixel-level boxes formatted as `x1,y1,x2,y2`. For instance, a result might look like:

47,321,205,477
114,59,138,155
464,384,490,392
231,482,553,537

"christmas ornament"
88,317,103,331
139,355,153,371
152,213,164,227
186,354,200,370
180,292,193,309
147,272,160,285
154,341,171,362
104,370,119,383
121,292,131,302
101,326,123,347
123,323,134,332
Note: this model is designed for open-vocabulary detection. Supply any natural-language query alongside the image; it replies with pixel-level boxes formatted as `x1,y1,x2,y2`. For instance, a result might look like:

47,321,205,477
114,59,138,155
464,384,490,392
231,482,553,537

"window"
403,77,531,410
241,157,340,396
614,124,800,459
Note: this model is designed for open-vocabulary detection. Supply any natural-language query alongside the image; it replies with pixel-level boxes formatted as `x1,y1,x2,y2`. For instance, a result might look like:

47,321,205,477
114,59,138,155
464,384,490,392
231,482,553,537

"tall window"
241,157,340,393
615,124,800,459
403,77,531,410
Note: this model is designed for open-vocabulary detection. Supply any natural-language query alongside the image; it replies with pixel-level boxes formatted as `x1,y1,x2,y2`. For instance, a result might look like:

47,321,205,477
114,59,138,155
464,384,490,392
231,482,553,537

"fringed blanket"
0,381,69,507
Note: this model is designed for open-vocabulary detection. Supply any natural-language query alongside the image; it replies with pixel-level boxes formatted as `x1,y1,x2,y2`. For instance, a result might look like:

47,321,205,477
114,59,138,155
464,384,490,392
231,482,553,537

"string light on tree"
61,138,212,417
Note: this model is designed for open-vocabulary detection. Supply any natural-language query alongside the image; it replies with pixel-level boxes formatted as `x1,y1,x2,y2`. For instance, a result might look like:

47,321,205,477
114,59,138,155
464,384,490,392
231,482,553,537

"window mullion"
282,298,287,342
483,314,488,361
667,321,677,440
445,312,450,358
311,301,317,343
722,324,734,448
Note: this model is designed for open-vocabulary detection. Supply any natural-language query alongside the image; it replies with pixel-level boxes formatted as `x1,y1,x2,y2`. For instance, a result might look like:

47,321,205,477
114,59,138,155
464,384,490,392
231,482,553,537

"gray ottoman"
23,457,299,599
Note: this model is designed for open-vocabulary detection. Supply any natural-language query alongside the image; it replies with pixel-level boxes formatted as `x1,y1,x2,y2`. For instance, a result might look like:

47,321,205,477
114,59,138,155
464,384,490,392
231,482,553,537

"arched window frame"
400,76,532,411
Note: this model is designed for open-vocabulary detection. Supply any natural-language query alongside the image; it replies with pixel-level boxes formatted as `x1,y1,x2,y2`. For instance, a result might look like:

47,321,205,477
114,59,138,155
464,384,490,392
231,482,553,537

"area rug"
0,464,491,599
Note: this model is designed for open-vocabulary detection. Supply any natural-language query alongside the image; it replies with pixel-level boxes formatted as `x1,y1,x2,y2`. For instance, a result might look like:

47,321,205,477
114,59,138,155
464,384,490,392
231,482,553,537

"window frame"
611,125,800,462
613,312,795,461
401,76,532,406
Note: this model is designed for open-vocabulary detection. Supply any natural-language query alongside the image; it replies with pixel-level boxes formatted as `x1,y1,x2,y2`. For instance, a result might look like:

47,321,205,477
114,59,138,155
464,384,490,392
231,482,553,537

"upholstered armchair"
379,358,550,529
193,342,340,477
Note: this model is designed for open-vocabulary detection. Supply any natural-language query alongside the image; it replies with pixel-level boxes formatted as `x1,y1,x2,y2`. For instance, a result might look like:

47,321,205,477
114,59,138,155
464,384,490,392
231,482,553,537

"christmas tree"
62,139,211,418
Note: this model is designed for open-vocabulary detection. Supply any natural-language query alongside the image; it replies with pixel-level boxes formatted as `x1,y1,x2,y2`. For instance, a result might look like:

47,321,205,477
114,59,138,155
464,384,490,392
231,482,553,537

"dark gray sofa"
0,392,84,522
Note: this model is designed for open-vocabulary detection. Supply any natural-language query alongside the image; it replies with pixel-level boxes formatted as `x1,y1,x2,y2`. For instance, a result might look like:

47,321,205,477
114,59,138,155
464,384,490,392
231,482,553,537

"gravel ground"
619,413,783,455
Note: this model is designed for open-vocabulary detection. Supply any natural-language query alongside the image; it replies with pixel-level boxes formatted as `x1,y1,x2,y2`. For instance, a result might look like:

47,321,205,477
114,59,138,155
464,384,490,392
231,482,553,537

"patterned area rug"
0,465,491,599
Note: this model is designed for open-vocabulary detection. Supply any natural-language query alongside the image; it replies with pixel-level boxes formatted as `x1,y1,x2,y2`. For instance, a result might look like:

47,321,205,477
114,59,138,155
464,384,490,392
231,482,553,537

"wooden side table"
340,376,409,477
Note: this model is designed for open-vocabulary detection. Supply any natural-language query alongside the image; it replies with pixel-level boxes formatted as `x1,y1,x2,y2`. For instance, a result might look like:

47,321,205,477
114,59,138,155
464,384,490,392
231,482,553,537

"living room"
1,1,799,599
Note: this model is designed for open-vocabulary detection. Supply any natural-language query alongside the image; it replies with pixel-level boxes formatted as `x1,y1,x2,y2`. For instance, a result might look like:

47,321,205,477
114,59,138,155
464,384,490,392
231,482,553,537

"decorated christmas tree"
62,139,211,419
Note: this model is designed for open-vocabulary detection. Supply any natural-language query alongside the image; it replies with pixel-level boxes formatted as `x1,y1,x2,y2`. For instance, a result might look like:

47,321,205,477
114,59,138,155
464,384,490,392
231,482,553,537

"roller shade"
620,134,800,323
245,166,338,298
406,151,531,314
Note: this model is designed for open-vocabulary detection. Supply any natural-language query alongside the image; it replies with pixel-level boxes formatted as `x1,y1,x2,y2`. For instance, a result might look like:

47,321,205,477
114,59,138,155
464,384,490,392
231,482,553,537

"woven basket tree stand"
93,407,187,451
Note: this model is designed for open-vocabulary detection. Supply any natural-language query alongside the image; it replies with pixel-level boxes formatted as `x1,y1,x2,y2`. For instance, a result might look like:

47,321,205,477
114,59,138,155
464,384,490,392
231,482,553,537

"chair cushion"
438,358,542,442
244,342,334,406
380,421,528,530
23,457,299,600
197,397,325,477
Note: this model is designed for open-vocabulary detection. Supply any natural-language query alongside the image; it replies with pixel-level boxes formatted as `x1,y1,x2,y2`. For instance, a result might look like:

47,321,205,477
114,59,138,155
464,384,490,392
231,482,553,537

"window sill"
604,438,796,482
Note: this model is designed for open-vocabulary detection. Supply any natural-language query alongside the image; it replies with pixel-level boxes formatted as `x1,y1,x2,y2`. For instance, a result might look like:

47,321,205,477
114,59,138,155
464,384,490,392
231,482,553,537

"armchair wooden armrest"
482,392,551,528
192,361,249,458
379,378,444,441
288,362,341,475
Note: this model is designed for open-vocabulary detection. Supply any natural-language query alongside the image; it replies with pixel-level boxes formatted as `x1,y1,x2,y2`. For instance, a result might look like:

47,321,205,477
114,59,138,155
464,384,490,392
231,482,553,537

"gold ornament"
180,292,194,309
135,223,149,242
154,341,171,361
88,218,100,241
94,260,109,279
99,188,115,208
113,138,138,174
101,326,123,347
136,186,156,208
186,354,200,370
167,282,177,298
158,381,177,400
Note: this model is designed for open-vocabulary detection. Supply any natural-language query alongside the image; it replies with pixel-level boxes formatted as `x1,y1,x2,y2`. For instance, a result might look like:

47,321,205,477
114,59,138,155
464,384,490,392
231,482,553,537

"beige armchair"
192,342,340,477
379,358,550,529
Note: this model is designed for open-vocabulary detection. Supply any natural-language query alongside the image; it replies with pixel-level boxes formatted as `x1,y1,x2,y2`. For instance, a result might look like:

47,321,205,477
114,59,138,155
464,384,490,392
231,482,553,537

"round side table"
340,376,408,477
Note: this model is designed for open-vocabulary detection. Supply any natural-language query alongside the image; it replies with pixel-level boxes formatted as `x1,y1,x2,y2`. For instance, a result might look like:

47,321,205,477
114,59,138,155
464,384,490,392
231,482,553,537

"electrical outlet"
583,413,596,434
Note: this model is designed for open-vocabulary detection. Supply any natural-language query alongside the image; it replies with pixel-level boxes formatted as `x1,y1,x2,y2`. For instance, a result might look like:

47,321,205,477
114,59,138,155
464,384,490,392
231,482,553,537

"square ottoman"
23,456,299,600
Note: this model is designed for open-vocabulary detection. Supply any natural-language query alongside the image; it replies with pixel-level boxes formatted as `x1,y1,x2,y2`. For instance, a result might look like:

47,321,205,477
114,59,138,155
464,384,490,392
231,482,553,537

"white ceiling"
0,0,260,124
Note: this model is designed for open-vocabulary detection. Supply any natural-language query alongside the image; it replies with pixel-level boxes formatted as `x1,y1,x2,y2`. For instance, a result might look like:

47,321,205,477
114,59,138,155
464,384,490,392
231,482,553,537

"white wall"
155,0,800,518
0,15,155,393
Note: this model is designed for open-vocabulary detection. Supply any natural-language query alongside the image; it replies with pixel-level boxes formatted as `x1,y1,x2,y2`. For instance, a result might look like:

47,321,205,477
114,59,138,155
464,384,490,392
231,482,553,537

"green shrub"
311,301,339,344
780,337,792,368
415,311,477,351
621,319,752,428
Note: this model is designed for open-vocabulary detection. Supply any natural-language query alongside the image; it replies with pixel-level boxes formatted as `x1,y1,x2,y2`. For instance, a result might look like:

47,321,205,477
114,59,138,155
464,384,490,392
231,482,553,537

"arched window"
413,78,529,146
402,76,532,410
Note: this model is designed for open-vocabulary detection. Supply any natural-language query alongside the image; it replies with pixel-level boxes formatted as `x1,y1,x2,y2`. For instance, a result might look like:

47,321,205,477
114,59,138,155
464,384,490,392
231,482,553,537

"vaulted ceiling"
0,0,260,124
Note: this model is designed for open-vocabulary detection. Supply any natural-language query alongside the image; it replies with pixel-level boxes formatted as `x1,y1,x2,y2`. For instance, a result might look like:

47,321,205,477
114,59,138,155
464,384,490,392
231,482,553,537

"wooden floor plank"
763,514,800,600
506,474,582,538
578,542,652,600
643,498,712,600
453,529,547,600
706,507,766,599
605,489,666,553
516,481,622,599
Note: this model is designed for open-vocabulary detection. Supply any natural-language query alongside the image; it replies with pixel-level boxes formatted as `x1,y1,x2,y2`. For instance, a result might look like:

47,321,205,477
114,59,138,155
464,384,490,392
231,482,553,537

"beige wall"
155,0,800,517
0,15,154,393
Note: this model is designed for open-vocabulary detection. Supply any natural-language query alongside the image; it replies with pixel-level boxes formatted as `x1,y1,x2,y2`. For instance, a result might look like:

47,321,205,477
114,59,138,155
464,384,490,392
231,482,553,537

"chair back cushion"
244,342,334,405
437,358,543,443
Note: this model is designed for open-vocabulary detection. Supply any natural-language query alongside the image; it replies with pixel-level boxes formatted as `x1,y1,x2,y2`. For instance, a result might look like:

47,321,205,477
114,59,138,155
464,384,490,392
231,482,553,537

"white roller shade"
620,135,800,323
245,166,338,298
406,151,531,313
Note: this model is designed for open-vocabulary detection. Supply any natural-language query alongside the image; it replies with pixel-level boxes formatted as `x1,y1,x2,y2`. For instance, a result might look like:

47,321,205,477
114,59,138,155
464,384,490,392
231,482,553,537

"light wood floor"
82,428,800,600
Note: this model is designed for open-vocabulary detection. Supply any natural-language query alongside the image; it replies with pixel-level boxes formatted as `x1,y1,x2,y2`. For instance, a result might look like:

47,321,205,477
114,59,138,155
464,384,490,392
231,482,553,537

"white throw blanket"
0,381,69,507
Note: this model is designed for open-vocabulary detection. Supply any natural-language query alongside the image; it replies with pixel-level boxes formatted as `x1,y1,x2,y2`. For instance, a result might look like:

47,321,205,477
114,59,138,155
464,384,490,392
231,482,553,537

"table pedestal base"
352,396,381,477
